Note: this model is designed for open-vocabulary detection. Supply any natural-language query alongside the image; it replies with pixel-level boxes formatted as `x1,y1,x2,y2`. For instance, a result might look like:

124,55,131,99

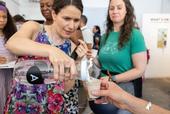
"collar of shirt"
80,25,87,31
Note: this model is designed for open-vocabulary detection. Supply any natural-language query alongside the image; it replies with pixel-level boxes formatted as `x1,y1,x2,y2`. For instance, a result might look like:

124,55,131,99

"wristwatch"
111,75,117,83
107,70,117,83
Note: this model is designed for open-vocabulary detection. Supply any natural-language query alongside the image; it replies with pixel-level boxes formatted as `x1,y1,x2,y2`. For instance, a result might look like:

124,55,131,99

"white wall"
82,0,109,8
162,0,170,13
83,7,108,33
82,0,109,33
5,0,20,16
19,0,44,20
142,14,170,78
131,0,162,28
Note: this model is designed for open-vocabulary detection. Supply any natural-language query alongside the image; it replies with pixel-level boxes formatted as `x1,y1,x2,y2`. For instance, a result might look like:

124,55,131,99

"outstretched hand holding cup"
91,81,129,109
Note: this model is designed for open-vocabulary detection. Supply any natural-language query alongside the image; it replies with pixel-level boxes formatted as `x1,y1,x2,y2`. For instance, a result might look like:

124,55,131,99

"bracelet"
146,101,152,110
107,70,117,83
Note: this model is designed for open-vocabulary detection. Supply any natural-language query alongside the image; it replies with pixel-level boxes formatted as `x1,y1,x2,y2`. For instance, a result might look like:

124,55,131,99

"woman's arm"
6,21,67,58
93,82,170,114
125,93,170,114
6,21,77,80
114,51,147,83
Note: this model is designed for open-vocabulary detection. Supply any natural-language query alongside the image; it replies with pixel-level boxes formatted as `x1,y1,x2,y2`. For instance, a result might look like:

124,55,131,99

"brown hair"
105,0,136,49
52,0,83,15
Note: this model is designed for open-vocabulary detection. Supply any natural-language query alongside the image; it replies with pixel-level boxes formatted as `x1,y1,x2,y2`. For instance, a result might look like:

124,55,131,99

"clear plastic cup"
86,43,92,50
85,77,101,100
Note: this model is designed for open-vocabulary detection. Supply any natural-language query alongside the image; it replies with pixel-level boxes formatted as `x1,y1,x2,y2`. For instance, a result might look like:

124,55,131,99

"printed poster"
157,28,168,49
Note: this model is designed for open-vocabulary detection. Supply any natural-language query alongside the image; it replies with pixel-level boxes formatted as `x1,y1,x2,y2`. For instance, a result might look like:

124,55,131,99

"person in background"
92,25,101,50
92,81,170,114
89,0,147,114
4,0,87,113
80,14,93,48
13,14,26,30
0,1,17,113
40,0,54,25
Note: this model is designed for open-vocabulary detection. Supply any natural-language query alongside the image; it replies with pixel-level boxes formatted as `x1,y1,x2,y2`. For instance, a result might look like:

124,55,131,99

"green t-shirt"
98,28,146,75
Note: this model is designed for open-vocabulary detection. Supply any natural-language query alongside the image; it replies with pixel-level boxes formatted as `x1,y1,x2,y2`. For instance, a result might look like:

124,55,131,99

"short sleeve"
130,29,146,54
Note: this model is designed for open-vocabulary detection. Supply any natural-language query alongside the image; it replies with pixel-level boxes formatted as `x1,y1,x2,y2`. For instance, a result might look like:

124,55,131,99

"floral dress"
4,29,78,114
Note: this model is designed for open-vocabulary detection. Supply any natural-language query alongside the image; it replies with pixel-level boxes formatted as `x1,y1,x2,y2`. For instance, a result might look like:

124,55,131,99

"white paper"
92,49,98,57
0,61,16,69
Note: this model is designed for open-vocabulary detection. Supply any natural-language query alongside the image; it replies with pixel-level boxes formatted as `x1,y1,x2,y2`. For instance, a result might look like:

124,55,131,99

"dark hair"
0,0,5,6
94,25,101,34
0,2,17,43
81,15,87,25
52,0,83,15
13,14,25,23
105,0,135,49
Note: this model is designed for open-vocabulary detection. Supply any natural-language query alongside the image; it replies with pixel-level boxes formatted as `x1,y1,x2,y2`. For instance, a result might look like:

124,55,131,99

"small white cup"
85,77,101,100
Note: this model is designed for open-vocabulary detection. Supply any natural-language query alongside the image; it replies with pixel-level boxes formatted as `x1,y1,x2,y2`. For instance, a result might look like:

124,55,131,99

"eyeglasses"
0,1,6,6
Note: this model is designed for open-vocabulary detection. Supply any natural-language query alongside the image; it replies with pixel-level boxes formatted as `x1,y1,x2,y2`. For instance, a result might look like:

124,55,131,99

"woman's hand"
75,40,94,59
48,46,77,81
86,50,93,59
92,81,128,110
100,76,109,82
0,56,7,64
76,40,88,58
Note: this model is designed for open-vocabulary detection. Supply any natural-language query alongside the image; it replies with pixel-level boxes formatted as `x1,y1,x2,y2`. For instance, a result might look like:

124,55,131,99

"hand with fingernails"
0,56,7,64
75,39,89,58
48,46,77,81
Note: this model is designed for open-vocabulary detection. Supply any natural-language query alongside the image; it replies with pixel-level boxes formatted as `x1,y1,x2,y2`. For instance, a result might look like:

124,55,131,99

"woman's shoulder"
131,28,143,38
20,21,42,32
22,21,40,26
132,28,143,34
132,28,141,33
130,28,145,44
18,21,43,40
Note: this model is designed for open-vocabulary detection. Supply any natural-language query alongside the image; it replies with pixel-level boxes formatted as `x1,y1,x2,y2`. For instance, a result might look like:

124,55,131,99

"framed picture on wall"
157,28,168,49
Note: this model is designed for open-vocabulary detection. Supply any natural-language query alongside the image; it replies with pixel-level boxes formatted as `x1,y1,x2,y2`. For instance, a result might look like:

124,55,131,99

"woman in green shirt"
89,0,147,114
